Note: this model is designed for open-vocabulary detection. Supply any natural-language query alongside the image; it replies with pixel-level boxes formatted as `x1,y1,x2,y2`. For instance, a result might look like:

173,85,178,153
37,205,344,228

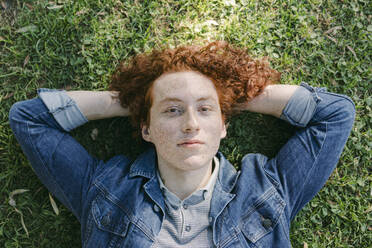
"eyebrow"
159,96,216,104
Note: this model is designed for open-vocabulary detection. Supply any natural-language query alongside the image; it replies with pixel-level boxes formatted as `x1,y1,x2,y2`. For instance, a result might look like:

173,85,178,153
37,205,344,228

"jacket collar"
129,147,158,179
128,147,239,193
129,147,240,245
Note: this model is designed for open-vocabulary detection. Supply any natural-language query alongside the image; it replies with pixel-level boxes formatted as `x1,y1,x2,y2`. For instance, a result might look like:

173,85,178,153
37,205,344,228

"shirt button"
209,217,213,223
153,204,160,213
262,218,272,229
185,225,191,232
203,191,208,200
183,204,188,209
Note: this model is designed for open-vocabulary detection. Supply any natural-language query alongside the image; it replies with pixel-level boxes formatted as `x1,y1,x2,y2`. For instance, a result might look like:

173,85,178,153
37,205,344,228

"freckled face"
141,71,227,172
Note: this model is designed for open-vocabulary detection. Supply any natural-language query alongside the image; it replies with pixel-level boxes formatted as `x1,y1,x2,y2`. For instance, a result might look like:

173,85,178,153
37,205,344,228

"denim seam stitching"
133,219,156,242
91,199,129,238
218,227,239,248
263,168,280,189
94,183,155,240
95,184,133,218
318,91,355,107
311,94,355,124
240,187,285,243
281,83,321,127
83,212,94,246
39,93,88,131
88,158,123,211
93,157,122,184
90,194,155,241
281,112,306,127
279,215,291,242
48,100,75,114
241,187,276,220
220,210,240,247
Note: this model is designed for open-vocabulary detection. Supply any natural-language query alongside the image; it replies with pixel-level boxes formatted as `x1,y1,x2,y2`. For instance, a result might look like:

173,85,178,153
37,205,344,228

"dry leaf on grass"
47,5,64,10
3,92,14,100
324,26,342,35
1,1,8,9
346,45,358,60
23,55,30,67
365,205,372,213
16,25,37,33
49,193,60,215
325,35,337,44
9,189,29,207
25,3,33,10
8,189,30,236
14,207,29,237
90,128,98,140
76,9,88,16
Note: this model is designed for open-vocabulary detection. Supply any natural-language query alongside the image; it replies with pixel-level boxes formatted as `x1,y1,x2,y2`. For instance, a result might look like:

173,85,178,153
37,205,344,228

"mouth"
177,140,204,147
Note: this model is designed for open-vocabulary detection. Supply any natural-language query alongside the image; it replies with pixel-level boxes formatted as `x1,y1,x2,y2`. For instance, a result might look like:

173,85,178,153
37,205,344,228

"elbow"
329,95,356,131
316,91,356,133
9,100,32,136
9,101,23,133
340,96,356,129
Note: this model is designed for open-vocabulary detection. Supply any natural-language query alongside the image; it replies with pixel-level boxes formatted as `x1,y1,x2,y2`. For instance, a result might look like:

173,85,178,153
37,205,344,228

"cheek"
150,122,177,145
202,117,224,132
208,122,226,144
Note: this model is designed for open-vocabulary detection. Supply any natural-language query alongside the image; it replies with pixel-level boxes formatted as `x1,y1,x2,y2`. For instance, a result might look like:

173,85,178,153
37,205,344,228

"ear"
141,124,151,142
220,123,227,139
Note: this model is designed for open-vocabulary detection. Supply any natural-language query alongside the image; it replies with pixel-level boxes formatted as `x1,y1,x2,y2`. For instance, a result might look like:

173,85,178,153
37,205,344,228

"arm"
238,84,299,118
9,89,129,221
66,91,129,120
243,83,355,221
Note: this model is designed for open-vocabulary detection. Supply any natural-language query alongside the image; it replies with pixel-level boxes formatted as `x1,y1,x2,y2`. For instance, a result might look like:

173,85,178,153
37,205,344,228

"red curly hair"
109,41,280,138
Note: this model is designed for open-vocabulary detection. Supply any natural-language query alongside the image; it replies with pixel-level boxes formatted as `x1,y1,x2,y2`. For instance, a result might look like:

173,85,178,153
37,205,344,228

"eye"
164,106,183,115
199,106,212,113
168,107,180,113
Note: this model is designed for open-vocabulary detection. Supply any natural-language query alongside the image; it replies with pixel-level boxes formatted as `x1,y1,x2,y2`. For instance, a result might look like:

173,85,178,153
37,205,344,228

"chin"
178,154,213,170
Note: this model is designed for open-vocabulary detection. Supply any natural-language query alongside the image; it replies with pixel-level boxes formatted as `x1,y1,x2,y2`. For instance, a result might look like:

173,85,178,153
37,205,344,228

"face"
142,71,227,172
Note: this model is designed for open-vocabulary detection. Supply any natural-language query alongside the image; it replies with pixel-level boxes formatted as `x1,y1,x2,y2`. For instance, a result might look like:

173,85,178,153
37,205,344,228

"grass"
1,0,371,247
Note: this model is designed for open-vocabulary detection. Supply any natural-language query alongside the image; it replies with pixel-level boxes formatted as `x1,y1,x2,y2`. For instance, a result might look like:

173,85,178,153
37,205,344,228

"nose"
182,109,200,133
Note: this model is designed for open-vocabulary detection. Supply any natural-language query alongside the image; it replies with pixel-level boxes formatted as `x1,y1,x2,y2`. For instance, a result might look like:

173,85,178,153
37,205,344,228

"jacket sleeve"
9,89,103,222
264,83,355,221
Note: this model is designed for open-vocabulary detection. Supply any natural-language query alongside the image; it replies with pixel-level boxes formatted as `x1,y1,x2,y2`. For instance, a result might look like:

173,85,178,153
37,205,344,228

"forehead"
151,71,219,103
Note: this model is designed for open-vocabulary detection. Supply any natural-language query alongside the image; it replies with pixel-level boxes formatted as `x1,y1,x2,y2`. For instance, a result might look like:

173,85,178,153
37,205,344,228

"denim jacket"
9,83,355,248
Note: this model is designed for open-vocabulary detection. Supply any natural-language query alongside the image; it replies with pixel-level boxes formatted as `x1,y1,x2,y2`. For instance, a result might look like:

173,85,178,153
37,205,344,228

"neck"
157,160,213,200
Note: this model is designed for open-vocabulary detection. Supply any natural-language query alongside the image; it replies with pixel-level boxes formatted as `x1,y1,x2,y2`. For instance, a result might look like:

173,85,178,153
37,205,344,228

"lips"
177,140,204,146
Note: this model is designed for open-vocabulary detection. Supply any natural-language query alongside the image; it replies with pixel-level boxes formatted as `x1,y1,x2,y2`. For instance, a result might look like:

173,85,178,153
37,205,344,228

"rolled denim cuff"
37,88,88,132
279,82,324,127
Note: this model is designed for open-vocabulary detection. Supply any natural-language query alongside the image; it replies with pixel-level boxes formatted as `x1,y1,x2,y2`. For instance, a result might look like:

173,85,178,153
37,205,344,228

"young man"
9,42,355,247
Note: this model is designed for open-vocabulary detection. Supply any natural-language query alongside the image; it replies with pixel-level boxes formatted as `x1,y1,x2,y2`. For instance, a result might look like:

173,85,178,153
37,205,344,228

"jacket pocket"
91,193,131,238
83,193,132,248
241,188,286,244
84,193,155,248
